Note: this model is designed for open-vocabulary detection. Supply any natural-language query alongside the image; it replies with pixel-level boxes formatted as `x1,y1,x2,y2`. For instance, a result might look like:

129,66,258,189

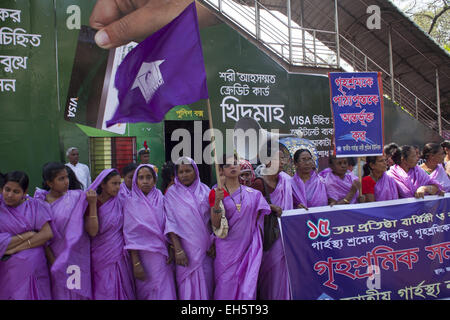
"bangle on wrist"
27,239,32,248
17,234,24,241
343,198,350,204
134,261,141,267
175,250,185,256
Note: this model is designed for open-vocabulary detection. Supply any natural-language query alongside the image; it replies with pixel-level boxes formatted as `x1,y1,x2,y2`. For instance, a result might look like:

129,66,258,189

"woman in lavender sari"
325,156,362,205
420,143,450,192
0,171,53,300
34,162,95,300
89,169,135,300
165,157,214,300
211,155,271,300
362,156,399,202
292,149,328,208
257,151,292,300
387,145,444,198
123,164,176,300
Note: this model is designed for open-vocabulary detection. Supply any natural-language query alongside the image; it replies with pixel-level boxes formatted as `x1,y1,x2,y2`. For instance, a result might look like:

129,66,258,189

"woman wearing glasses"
291,149,328,209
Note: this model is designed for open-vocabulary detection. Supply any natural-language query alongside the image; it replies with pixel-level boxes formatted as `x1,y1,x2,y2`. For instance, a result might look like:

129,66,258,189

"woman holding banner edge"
387,145,444,199
361,155,399,202
325,156,364,205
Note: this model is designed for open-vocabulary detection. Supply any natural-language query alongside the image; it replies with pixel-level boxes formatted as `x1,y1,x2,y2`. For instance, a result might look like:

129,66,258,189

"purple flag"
106,2,209,127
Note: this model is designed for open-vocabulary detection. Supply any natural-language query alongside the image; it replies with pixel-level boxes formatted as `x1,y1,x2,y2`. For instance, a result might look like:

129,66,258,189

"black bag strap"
260,177,272,205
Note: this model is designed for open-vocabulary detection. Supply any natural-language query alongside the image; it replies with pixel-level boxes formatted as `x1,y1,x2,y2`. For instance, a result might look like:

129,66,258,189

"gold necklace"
224,184,242,212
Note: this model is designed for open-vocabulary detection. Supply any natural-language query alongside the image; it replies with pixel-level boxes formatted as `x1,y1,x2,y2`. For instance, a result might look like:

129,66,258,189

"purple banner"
280,195,450,300
328,72,384,157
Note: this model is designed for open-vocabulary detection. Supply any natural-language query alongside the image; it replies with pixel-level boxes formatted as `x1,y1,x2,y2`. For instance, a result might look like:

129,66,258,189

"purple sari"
387,165,441,198
124,164,176,300
292,171,328,208
164,157,213,300
89,169,135,300
0,233,11,258
373,173,400,201
429,164,450,192
259,172,292,300
118,182,131,202
214,186,271,300
0,197,52,300
34,189,91,300
325,171,359,204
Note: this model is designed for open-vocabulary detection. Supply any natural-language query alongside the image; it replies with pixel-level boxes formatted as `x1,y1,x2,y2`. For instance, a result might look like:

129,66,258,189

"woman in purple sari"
0,171,53,300
387,145,444,198
325,156,362,205
123,164,176,300
34,162,95,300
420,143,450,192
362,156,399,202
89,169,135,300
292,149,328,208
165,157,214,300
210,155,271,300
257,151,292,300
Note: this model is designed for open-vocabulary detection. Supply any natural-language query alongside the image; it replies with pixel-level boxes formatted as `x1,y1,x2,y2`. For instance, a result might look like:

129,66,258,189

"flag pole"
206,98,223,189
357,156,362,196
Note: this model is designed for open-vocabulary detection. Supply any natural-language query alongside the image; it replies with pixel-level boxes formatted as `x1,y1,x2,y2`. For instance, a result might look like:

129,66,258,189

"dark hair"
391,145,413,165
441,140,450,150
421,143,442,161
4,171,29,192
121,162,138,177
347,157,356,167
42,162,67,191
293,149,312,163
97,171,120,195
384,142,399,157
0,172,5,189
162,161,175,192
219,153,238,169
363,156,378,177
65,165,83,190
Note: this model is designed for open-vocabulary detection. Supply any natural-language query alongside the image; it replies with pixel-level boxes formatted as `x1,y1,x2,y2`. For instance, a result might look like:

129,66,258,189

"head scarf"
238,159,256,185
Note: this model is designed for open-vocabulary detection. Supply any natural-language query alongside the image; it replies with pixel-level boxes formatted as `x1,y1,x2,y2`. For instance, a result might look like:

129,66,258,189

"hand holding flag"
106,2,209,127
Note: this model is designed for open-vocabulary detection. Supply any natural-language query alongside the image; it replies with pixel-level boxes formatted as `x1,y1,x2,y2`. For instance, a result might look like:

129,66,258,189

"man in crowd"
65,147,92,190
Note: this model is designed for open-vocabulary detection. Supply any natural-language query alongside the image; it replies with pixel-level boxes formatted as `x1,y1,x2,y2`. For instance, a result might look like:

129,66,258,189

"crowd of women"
0,140,449,300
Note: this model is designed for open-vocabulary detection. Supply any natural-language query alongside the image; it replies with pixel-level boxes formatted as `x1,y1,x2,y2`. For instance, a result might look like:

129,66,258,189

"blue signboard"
280,195,450,300
328,72,384,157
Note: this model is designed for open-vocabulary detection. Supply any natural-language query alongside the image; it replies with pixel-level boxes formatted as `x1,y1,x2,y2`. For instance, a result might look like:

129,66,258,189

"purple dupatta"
124,164,176,300
429,164,450,192
34,189,91,300
88,169,135,300
292,170,328,208
325,171,359,203
373,173,399,201
387,165,441,198
164,157,213,300
0,197,52,300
